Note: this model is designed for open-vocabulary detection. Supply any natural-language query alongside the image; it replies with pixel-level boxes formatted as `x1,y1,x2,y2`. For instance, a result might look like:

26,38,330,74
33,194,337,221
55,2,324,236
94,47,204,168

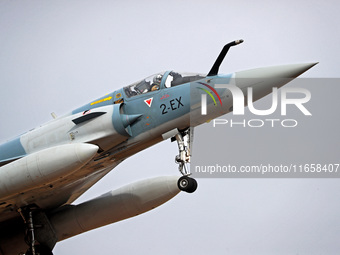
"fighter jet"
0,40,317,255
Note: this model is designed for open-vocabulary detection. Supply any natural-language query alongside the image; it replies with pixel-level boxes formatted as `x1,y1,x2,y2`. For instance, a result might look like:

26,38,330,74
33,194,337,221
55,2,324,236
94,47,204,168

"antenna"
51,112,57,119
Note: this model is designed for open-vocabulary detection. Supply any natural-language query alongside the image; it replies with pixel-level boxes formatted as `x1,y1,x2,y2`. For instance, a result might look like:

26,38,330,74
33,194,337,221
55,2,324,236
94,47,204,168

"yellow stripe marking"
90,96,112,106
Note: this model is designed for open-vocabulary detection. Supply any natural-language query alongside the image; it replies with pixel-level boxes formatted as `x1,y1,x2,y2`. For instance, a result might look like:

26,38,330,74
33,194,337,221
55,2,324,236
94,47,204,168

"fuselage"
0,63,316,222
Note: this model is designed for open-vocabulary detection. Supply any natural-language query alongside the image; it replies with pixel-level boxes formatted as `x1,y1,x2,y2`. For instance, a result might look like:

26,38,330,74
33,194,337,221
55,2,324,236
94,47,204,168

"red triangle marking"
144,98,153,107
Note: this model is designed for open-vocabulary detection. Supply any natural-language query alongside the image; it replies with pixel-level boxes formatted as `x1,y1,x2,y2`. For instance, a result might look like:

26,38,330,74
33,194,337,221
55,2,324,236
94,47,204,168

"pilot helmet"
153,74,162,84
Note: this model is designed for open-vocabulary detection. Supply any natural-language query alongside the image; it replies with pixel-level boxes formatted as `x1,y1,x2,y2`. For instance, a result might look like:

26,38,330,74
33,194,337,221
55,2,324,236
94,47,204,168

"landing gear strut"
174,128,198,193
17,206,54,255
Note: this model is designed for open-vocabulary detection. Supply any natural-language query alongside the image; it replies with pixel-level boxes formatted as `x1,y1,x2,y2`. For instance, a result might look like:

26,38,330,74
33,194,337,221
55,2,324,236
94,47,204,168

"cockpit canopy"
124,71,205,98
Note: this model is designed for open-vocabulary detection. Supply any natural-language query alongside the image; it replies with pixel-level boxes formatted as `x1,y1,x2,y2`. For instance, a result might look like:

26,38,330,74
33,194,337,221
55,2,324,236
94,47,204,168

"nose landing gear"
174,128,198,193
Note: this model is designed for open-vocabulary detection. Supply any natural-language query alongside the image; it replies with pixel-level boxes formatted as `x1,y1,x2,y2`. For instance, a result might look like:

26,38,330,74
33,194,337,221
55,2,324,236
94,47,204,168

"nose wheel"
177,176,198,193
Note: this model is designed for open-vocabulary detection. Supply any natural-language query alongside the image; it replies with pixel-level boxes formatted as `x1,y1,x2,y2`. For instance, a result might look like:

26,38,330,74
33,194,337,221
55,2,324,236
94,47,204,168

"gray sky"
0,1,339,254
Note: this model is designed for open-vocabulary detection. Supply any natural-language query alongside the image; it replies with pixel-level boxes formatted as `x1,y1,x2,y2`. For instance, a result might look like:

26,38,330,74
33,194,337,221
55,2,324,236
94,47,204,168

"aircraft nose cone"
234,63,318,102
235,62,318,80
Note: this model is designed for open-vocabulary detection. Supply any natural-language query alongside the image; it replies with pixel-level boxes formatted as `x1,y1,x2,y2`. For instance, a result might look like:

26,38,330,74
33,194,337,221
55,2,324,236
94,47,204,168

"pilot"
150,74,162,91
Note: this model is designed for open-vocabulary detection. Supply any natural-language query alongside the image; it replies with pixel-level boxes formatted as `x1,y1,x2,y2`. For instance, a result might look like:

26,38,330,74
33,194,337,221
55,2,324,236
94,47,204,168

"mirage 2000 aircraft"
0,40,317,255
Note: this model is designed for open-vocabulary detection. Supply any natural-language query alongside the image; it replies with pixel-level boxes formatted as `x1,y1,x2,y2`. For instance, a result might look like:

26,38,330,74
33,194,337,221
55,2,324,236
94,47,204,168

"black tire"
177,176,198,193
